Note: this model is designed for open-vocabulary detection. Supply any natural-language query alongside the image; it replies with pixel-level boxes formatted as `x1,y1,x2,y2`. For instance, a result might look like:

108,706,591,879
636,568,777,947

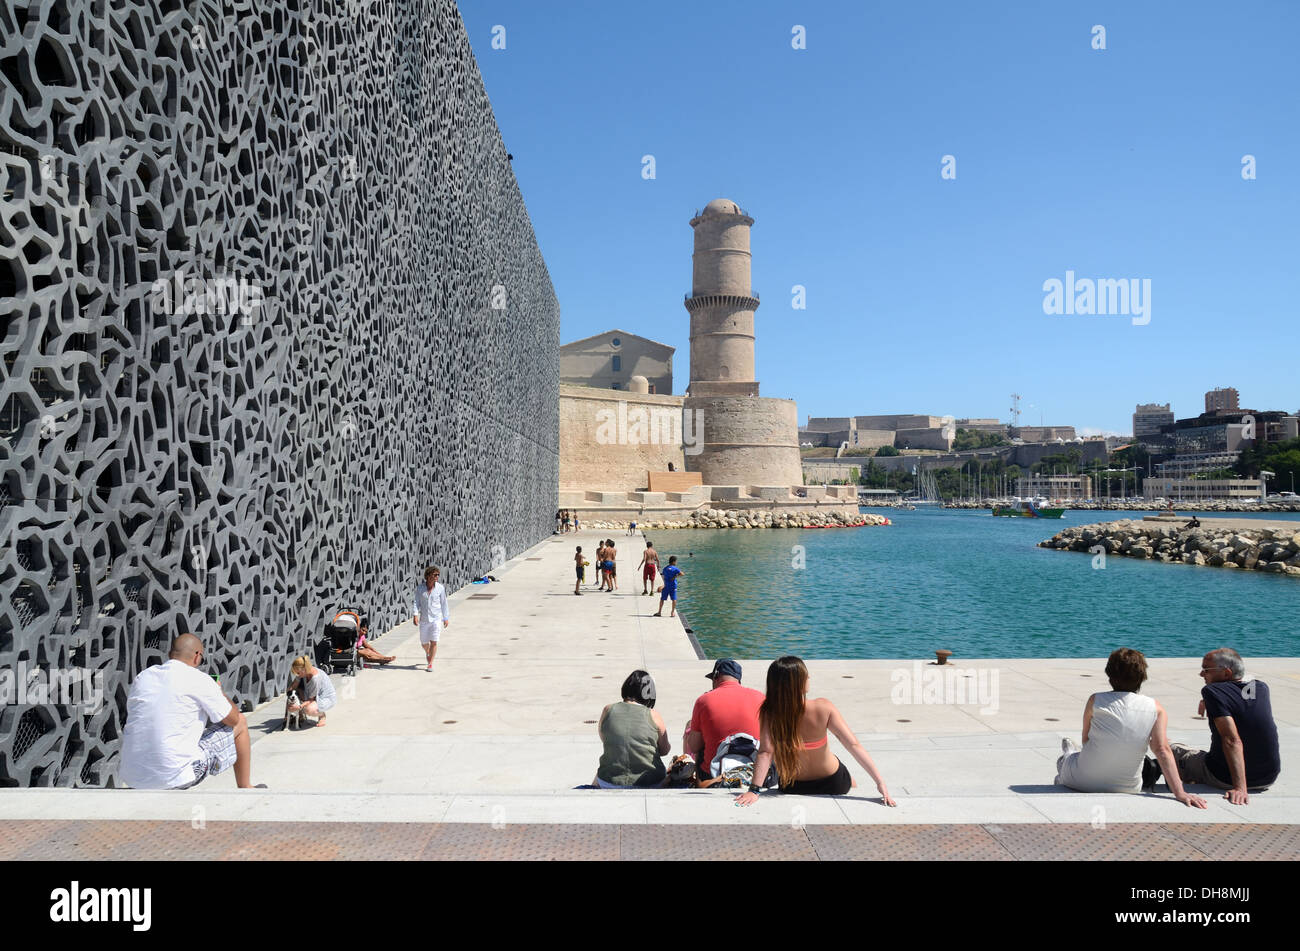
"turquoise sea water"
657,508,1300,659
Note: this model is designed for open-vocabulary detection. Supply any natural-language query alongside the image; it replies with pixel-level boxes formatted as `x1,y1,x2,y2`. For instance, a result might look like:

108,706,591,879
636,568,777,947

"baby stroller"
317,609,367,677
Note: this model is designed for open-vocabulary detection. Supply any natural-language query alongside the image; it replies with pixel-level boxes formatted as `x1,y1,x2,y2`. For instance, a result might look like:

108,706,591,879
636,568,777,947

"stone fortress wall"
0,0,559,786
683,394,803,486
559,385,686,490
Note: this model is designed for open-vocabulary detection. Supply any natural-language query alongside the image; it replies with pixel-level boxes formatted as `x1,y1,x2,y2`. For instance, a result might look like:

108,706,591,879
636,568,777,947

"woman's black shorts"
781,758,852,796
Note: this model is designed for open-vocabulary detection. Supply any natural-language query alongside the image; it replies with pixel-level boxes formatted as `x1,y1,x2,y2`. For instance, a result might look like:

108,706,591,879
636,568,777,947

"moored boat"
992,499,1065,519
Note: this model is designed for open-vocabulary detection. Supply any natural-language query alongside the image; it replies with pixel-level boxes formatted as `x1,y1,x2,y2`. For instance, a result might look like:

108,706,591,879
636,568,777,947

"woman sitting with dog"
593,670,669,788
286,655,336,728
735,656,895,805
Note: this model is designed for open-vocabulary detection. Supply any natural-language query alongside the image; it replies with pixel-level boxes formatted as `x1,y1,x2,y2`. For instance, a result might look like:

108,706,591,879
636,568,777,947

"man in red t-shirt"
683,659,765,780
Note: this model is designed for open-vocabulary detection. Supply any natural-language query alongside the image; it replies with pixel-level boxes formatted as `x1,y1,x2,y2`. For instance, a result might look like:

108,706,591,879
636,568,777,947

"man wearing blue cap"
683,659,765,781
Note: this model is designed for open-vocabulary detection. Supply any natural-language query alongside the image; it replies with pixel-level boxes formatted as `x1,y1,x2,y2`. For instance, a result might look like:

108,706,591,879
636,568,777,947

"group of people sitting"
593,647,1281,807
1056,647,1279,805
592,657,896,804
115,628,1280,806
116,607,397,790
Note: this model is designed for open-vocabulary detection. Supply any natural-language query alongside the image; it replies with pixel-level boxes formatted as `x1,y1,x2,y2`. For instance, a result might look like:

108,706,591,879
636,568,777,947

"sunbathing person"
1055,648,1206,807
736,656,895,805
333,610,394,664
286,655,337,727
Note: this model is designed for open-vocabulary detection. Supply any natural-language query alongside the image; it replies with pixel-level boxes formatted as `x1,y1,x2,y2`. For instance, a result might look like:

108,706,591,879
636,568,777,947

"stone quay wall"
0,0,559,786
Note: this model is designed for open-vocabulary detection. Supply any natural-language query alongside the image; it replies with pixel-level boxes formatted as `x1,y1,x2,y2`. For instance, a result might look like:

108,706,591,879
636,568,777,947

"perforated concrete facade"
0,0,559,786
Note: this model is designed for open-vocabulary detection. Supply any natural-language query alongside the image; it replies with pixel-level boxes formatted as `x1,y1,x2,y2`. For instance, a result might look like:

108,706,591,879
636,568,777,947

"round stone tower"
686,199,760,397
683,199,802,488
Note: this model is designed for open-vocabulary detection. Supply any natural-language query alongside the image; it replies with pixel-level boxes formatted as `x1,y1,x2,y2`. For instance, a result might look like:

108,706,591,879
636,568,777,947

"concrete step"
3,788,1295,826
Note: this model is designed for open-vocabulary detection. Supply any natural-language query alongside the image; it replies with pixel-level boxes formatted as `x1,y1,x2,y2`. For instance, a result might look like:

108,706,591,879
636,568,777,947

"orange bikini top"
802,736,827,751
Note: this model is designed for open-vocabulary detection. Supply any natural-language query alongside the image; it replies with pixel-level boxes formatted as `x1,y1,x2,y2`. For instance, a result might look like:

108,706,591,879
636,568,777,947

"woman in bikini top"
736,655,896,806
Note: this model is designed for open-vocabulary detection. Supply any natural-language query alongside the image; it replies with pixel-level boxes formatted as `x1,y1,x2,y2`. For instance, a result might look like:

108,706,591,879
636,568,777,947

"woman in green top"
594,670,670,788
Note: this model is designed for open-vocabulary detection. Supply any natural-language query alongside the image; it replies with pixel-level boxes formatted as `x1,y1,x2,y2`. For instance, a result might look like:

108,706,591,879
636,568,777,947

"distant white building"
1143,478,1265,501
1133,402,1173,440
1017,475,1094,499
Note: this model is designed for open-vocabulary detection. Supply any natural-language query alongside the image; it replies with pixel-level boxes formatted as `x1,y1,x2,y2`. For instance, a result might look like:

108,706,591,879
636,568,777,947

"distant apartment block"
1144,478,1264,502
1205,387,1240,414
560,329,673,393
1261,414,1300,445
1168,411,1297,454
1155,451,1243,480
1133,402,1174,439
1017,475,1094,499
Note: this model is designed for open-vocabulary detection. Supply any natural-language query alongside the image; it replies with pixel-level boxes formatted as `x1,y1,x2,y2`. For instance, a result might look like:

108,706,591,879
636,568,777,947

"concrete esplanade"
684,199,803,487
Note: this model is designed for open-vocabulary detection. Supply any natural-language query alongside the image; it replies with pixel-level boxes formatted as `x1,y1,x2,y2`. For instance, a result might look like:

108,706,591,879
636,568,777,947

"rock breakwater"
944,500,1300,513
1039,520,1300,576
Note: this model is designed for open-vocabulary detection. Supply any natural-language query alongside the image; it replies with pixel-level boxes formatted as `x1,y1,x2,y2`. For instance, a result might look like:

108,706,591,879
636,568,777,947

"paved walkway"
1129,516,1300,533
2,528,1297,858
4,820,1298,861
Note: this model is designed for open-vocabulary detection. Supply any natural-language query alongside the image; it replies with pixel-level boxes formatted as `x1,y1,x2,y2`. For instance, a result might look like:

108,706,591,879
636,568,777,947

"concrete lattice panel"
0,0,559,786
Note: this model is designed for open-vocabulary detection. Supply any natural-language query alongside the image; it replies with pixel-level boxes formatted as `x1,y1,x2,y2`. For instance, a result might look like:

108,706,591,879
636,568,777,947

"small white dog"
284,690,302,731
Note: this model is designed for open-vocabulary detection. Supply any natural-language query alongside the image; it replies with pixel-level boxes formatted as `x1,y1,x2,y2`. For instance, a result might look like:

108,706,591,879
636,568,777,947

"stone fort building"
558,198,855,516
681,199,803,488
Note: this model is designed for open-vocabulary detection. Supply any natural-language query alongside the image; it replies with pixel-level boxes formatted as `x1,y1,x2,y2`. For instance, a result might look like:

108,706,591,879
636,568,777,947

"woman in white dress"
1056,648,1207,808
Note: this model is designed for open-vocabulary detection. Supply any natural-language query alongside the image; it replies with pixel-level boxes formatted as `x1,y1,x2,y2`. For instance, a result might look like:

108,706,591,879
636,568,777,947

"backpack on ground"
703,733,777,789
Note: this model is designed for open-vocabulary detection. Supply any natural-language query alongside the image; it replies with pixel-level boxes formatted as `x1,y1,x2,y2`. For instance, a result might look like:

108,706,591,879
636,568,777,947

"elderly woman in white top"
1056,647,1206,808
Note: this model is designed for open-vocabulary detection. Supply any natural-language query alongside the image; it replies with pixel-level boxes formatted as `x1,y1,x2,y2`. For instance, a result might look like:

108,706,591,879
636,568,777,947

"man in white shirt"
119,634,255,789
412,565,450,672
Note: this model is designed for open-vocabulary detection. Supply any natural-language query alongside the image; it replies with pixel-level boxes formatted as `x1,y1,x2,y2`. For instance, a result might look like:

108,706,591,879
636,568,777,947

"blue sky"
461,1,1299,434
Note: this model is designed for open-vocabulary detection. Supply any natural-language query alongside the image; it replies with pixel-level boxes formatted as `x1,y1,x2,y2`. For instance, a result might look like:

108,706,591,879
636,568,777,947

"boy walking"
653,556,683,617
605,539,618,592
574,546,588,595
638,540,659,596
